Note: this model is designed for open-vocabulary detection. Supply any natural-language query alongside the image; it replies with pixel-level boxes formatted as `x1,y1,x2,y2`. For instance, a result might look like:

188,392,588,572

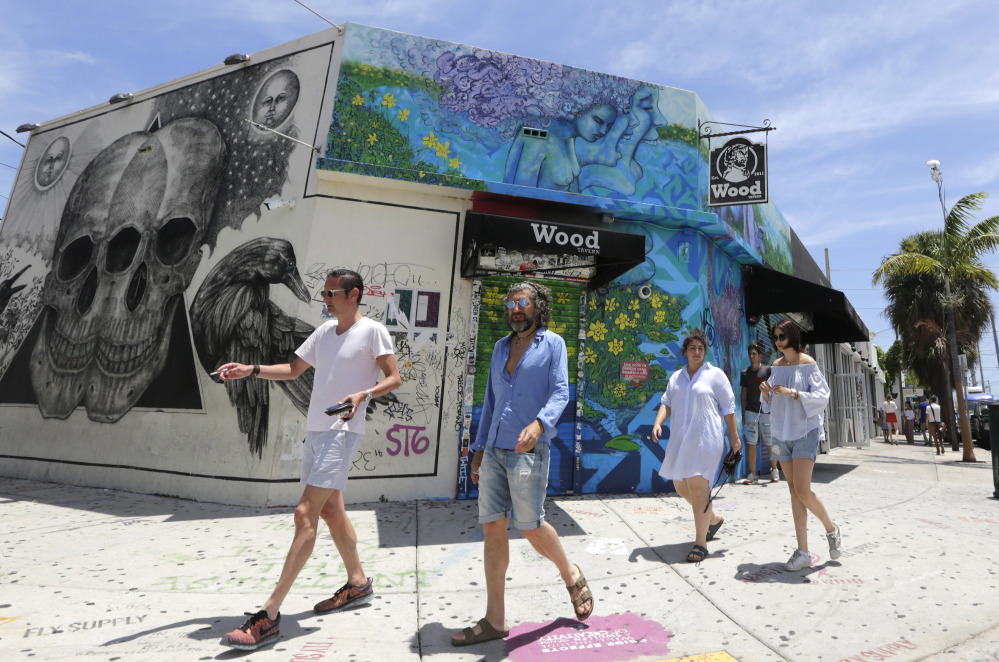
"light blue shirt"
472,327,569,451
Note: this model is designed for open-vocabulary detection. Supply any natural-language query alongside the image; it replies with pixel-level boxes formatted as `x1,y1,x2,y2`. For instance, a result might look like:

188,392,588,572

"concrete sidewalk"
3,441,999,661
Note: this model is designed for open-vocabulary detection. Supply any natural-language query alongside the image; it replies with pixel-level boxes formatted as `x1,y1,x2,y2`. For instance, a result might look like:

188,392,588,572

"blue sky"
3,0,999,388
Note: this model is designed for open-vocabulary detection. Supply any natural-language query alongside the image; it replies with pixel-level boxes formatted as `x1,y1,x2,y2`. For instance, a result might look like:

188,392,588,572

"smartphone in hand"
325,402,354,418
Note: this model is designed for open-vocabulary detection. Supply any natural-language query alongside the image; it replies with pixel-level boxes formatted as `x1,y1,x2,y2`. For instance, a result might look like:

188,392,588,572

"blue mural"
318,24,797,495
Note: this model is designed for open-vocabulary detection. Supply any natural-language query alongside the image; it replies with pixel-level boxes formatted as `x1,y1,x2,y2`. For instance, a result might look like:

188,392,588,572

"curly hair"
505,281,552,328
681,327,709,354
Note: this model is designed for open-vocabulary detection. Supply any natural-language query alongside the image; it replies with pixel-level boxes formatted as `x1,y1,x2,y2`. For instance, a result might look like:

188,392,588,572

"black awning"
744,265,869,344
461,212,645,290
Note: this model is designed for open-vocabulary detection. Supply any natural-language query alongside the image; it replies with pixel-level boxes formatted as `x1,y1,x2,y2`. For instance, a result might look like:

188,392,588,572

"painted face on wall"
253,69,301,128
575,104,617,142
34,136,72,189
626,86,666,143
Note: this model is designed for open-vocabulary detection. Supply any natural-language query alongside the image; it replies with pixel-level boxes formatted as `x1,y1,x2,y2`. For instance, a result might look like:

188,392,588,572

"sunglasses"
319,288,347,298
773,333,787,342
505,299,531,309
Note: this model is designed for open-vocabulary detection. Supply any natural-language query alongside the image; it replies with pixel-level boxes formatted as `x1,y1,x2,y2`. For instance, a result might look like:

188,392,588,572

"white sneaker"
826,525,843,560
739,474,757,485
770,467,780,483
784,550,811,572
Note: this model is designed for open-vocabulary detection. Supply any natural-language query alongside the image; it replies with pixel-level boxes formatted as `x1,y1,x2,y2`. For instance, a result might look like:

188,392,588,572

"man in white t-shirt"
926,395,944,455
216,268,400,651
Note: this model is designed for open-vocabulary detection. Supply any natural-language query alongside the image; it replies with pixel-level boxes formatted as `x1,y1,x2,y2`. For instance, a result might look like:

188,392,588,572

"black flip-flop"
706,518,724,541
686,544,708,563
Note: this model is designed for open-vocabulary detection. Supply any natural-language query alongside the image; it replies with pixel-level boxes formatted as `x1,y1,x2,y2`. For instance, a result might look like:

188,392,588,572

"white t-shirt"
883,400,898,415
927,403,942,423
295,317,394,434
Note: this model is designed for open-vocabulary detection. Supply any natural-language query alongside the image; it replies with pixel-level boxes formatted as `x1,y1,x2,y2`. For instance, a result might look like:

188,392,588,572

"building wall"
0,22,849,505
318,24,793,275
0,29,474,506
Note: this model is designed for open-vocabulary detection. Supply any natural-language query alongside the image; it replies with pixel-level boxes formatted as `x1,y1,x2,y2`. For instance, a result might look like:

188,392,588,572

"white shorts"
301,429,364,490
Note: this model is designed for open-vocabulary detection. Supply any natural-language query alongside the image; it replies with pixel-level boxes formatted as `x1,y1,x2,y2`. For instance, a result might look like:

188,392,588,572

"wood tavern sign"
708,136,768,207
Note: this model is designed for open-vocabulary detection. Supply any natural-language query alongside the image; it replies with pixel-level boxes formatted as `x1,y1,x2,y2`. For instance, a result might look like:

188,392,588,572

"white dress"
658,362,736,481
767,363,830,442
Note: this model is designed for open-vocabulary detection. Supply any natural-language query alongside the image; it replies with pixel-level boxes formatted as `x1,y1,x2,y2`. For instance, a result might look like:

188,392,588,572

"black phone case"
324,402,354,417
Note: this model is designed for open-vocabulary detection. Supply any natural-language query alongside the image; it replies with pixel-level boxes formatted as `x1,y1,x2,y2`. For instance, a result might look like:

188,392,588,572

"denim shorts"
771,428,821,462
477,443,550,530
301,429,364,490
744,410,772,446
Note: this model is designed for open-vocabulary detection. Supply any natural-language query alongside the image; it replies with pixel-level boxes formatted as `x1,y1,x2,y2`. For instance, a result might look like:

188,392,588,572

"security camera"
637,285,653,299
263,199,296,211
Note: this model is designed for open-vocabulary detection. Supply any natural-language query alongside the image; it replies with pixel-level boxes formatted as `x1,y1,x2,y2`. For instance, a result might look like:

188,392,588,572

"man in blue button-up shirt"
452,282,594,647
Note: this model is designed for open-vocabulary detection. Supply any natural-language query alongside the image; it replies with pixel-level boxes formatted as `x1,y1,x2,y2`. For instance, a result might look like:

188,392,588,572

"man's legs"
741,411,759,482
319,489,367,587
483,518,511,631
261,484,337,619
521,523,591,618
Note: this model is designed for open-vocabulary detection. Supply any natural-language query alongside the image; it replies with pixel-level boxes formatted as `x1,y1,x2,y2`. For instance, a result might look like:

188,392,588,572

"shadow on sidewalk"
98,609,319,656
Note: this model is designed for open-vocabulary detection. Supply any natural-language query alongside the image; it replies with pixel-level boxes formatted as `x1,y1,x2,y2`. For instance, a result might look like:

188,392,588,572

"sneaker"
826,525,843,560
219,610,279,650
770,467,780,483
739,474,757,485
314,577,374,614
784,550,812,572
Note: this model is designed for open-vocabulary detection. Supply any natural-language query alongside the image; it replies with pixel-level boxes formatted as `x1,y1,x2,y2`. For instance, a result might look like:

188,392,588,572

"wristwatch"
365,388,375,401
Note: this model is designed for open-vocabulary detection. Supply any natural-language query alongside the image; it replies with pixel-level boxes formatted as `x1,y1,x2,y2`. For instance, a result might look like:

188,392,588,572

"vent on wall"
521,127,548,139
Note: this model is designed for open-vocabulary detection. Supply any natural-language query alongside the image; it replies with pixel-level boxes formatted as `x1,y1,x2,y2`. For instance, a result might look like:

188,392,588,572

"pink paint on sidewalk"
506,612,673,661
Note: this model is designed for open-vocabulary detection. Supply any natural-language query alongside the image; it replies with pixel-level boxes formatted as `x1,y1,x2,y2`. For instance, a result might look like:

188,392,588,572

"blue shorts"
744,410,772,446
477,443,550,530
771,428,821,462
301,429,364,490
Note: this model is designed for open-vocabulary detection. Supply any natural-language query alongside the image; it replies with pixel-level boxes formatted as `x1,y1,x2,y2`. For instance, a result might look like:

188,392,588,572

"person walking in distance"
918,396,930,445
652,328,741,563
216,269,401,651
881,395,899,444
927,395,944,455
903,400,916,445
760,319,842,572
452,282,593,647
738,343,778,484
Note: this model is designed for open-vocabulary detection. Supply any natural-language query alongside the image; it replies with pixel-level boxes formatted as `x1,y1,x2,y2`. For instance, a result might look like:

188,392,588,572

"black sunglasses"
773,333,787,342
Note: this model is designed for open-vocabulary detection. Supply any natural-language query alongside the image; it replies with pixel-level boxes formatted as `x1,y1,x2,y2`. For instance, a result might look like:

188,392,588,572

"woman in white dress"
759,319,843,572
652,328,741,563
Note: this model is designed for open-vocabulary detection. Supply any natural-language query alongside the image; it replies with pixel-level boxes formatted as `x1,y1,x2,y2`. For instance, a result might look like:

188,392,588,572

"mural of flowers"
580,281,687,426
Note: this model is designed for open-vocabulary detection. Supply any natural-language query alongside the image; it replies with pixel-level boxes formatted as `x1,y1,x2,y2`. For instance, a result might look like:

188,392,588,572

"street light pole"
927,160,975,459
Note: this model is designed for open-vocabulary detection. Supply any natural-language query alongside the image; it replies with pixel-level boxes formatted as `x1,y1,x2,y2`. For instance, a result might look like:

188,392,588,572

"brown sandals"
567,564,595,621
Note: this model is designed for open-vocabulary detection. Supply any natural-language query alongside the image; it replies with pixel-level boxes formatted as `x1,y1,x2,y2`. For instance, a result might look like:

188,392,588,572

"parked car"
969,400,993,451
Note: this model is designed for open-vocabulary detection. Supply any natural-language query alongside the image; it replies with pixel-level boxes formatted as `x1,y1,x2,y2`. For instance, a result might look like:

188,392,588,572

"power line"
0,129,25,149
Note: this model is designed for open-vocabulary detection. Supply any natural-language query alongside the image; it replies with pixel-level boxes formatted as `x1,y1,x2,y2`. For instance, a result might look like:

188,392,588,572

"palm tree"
880,232,991,408
874,192,999,462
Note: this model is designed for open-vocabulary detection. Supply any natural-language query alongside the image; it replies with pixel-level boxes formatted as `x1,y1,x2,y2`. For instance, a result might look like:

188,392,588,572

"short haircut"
931,395,938,403
506,281,552,327
682,328,709,354
747,342,762,356
772,319,803,352
326,268,364,305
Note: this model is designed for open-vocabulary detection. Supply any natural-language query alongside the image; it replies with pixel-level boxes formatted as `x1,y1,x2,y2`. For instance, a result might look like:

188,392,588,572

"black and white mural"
0,50,321,451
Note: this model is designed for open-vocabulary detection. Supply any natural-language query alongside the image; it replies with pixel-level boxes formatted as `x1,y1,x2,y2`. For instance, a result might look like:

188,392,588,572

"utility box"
988,404,999,498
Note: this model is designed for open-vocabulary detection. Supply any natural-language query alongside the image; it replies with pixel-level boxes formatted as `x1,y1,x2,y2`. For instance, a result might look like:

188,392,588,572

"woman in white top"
902,400,916,444
759,319,842,572
653,328,741,563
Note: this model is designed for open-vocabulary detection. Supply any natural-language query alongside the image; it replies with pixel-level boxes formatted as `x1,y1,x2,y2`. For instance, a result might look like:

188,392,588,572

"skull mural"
31,118,226,422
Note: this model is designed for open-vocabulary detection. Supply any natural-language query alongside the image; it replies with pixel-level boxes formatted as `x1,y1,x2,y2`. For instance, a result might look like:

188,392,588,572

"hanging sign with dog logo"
708,136,768,207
